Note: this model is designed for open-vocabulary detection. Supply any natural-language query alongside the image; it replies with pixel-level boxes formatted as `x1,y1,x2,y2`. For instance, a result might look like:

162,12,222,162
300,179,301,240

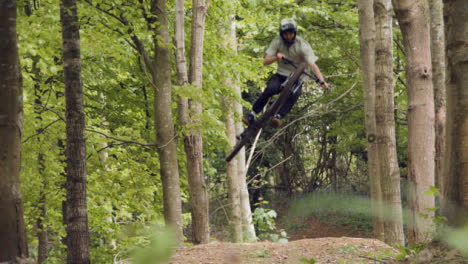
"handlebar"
282,58,322,84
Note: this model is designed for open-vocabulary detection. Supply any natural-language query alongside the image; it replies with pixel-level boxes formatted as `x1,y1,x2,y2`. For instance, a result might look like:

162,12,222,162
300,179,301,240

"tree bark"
60,0,91,263
174,0,210,244
375,0,405,246
223,13,243,243
229,13,256,241
429,0,446,198
33,62,49,263
0,0,29,261
442,0,468,225
224,99,242,242
357,0,385,241
237,115,256,241
174,0,189,126
151,0,184,245
393,0,436,244
37,192,48,264
185,0,211,244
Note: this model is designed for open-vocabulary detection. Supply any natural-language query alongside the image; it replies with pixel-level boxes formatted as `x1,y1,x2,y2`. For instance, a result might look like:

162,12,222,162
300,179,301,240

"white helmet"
280,18,297,46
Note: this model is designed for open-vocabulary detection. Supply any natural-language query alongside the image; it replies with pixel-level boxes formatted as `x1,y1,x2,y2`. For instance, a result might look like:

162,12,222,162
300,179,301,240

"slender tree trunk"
183,0,211,244
151,0,184,245
33,64,49,263
0,0,29,261
224,99,242,242
429,0,446,198
223,13,243,242
375,0,405,246
58,138,68,248
60,0,91,263
229,14,256,241
357,0,385,241
174,0,189,126
442,0,468,225
393,0,436,244
237,116,256,241
37,192,48,263
173,0,210,244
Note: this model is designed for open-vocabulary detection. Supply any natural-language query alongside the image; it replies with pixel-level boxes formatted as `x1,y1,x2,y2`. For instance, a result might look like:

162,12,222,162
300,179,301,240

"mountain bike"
226,58,319,162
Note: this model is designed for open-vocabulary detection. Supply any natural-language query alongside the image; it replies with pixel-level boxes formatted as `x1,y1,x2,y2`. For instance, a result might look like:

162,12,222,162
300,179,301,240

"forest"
0,0,467,263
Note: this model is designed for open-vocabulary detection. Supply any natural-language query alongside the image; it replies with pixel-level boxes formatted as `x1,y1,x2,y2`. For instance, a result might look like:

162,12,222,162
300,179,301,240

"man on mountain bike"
243,18,329,128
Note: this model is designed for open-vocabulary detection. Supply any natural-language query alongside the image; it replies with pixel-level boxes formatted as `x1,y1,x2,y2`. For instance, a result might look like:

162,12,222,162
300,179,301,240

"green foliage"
291,193,373,222
443,225,468,257
366,249,398,262
18,1,173,262
252,201,288,242
252,205,277,234
299,257,316,264
14,0,417,262
255,248,270,258
422,186,447,229
130,225,177,264
338,245,359,254
394,244,425,261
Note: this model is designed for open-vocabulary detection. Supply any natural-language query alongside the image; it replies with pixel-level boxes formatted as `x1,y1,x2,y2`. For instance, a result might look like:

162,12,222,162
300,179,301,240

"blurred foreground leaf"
131,225,177,264
442,225,468,256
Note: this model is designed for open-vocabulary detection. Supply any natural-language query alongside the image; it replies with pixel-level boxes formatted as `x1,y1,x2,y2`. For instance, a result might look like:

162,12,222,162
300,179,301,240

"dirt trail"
169,201,390,263
170,237,397,264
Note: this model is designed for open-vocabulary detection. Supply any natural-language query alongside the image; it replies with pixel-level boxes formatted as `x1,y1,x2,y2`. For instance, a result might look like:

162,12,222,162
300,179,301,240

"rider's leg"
270,84,302,128
277,83,303,118
252,74,287,114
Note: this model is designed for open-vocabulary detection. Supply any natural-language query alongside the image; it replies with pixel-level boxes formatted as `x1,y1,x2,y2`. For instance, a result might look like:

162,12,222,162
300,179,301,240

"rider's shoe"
242,112,256,126
269,114,281,128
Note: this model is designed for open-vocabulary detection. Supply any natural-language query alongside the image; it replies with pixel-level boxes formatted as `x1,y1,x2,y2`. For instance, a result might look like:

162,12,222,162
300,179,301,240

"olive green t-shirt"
265,36,317,78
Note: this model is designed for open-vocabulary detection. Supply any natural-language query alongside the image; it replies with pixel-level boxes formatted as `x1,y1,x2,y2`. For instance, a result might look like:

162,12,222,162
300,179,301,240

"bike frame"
225,61,312,162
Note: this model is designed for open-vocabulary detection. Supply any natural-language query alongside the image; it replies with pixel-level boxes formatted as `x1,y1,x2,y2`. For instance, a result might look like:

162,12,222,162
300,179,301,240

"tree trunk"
393,0,436,244
33,63,48,263
357,0,385,241
174,0,189,126
151,0,184,245
374,0,405,246
0,0,29,261
442,0,468,225
37,192,48,264
224,8,243,243
237,115,256,241
60,0,91,263
224,100,242,242
223,12,242,243
174,0,210,244
185,0,211,244
229,14,256,241
429,0,446,199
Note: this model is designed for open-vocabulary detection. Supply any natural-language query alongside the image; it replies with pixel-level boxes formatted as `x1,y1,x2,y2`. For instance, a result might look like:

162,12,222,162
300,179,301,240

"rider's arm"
263,54,280,65
263,52,284,65
264,38,282,65
310,63,329,89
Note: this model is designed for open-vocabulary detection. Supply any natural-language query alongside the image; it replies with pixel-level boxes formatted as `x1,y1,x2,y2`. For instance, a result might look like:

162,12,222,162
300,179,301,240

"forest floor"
169,200,399,264
168,200,468,264
169,237,396,264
